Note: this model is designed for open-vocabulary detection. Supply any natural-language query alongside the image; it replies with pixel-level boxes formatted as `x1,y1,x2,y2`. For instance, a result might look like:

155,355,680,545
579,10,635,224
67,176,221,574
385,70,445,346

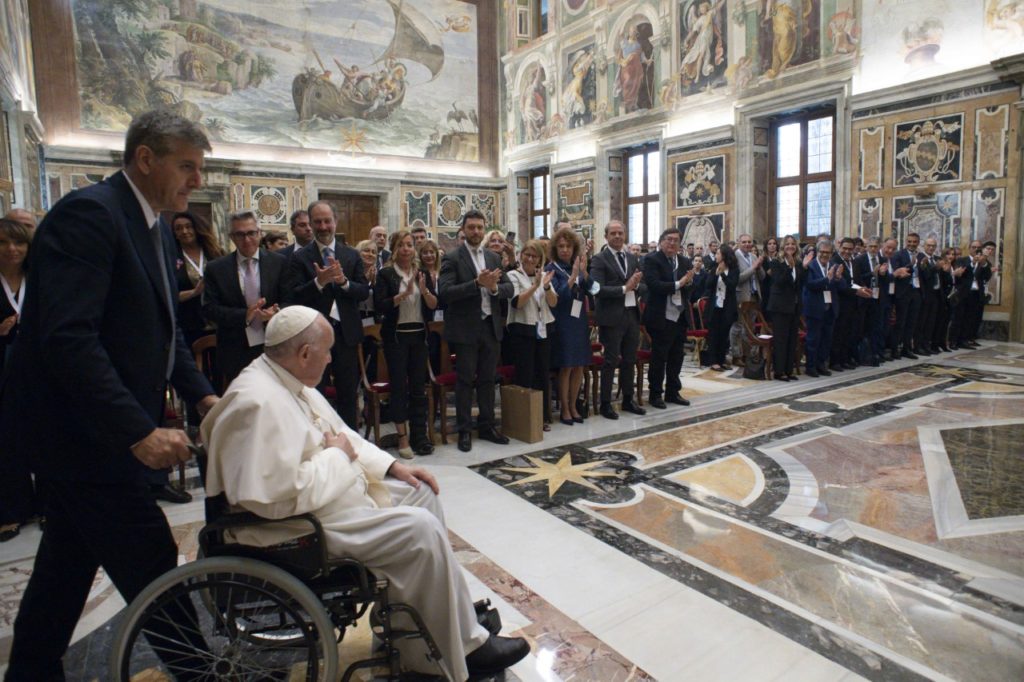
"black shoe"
572,415,584,423
600,403,619,420
465,635,530,677
621,399,646,416
774,374,790,382
150,484,192,504
786,374,798,381
458,431,472,452
966,341,981,348
829,364,845,372
844,361,858,370
939,345,951,353
560,417,575,426
805,367,819,377
649,396,667,409
870,358,880,367
666,394,691,406
818,366,832,376
0,523,21,542
412,440,434,456
901,350,919,359
478,428,510,445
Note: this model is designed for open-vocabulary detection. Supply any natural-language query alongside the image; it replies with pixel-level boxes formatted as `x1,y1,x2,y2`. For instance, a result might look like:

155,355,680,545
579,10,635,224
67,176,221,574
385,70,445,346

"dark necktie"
617,251,626,275
149,220,175,379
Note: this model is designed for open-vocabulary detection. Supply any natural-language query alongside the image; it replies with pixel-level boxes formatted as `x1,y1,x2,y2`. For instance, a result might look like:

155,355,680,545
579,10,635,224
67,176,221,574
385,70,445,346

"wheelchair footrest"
474,599,502,636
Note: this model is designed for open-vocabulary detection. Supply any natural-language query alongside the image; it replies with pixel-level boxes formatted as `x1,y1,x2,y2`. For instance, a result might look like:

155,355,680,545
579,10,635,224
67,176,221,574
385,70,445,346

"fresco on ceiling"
71,0,480,161
678,0,727,97
562,44,596,129
611,16,656,116
985,0,1024,57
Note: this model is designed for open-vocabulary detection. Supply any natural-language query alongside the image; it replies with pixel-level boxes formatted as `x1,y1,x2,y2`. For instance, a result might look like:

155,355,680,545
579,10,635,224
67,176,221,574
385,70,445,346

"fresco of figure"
521,65,547,142
761,0,817,79
563,47,595,129
680,0,727,94
614,22,655,114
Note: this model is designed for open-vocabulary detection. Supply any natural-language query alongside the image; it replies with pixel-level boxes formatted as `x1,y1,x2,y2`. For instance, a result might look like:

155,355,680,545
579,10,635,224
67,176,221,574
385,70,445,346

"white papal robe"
201,354,489,680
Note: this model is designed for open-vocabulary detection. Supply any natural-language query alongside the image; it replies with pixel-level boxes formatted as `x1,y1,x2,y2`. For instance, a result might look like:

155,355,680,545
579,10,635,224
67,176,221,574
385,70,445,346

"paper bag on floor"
500,385,543,444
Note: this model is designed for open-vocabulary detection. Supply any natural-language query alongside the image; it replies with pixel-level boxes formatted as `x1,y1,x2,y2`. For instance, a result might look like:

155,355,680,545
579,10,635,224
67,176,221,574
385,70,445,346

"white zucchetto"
265,305,320,347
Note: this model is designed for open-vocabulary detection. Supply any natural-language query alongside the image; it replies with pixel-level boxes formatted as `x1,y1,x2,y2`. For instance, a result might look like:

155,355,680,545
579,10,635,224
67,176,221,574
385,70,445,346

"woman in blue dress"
546,226,594,425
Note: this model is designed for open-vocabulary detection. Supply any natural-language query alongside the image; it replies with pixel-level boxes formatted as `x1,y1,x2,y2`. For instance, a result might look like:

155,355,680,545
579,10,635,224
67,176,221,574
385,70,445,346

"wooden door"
318,193,380,247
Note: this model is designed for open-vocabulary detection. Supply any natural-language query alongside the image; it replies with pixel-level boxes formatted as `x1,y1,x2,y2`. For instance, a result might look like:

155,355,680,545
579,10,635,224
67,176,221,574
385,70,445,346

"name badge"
536,320,547,339
362,316,375,327
571,299,583,318
912,275,919,289
435,309,444,321
888,282,895,295
625,290,637,307
671,291,682,306
666,303,680,322
872,288,879,300
823,290,832,305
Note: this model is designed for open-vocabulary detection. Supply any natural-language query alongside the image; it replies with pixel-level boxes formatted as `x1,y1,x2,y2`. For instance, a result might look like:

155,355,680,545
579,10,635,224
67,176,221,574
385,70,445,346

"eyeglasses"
230,230,261,240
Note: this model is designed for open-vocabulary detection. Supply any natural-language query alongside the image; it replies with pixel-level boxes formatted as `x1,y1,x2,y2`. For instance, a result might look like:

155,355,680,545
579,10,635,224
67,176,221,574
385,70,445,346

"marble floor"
2,342,1024,681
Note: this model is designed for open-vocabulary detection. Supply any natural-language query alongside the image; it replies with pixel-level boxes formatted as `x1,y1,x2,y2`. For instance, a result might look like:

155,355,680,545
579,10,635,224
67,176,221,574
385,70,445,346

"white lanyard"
1,273,25,315
611,249,629,278
182,248,205,275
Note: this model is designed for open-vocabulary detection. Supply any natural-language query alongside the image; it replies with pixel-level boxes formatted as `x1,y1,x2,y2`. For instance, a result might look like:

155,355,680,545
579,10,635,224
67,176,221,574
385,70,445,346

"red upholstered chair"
357,324,390,445
427,321,453,444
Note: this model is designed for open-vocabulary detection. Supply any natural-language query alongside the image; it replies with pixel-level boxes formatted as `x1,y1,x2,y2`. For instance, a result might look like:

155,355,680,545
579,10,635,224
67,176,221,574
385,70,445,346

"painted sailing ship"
292,0,444,122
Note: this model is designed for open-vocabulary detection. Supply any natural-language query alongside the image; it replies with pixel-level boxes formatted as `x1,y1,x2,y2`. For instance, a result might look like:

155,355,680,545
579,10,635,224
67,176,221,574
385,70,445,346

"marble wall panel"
858,126,885,191
554,169,595,229
893,113,964,187
857,197,882,239
972,187,1005,304
975,104,1010,180
229,176,306,228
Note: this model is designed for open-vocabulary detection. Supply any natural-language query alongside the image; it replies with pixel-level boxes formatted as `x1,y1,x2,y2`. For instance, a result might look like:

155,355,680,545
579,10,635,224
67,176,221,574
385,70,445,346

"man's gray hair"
229,210,258,225
866,236,880,246
816,238,834,252
123,109,211,166
604,219,624,234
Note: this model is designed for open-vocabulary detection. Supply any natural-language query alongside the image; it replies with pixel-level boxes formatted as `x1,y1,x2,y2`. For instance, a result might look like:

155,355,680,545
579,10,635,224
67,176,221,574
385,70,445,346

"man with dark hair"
643,228,694,409
962,240,994,346
439,209,513,452
0,109,218,679
284,200,369,428
852,236,887,365
281,209,312,257
591,220,646,419
202,210,288,385
411,225,428,246
702,239,719,271
829,236,871,370
889,232,924,359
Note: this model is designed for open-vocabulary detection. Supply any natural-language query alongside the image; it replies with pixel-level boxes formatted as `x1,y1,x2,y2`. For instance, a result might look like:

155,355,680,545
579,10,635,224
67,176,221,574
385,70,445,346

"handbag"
947,288,961,307
742,347,766,380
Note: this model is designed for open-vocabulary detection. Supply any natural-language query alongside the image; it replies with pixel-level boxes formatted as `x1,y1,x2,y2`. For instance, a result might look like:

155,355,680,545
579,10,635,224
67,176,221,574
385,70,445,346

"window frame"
529,167,550,238
623,142,660,246
768,107,836,242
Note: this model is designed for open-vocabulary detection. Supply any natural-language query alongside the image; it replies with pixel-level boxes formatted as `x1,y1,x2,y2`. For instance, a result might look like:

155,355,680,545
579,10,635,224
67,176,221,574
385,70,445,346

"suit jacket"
889,249,924,300
766,259,805,315
591,247,647,327
704,268,739,316
375,248,391,270
829,254,858,304
642,251,692,331
0,170,213,483
972,257,993,295
736,249,765,303
802,258,844,320
283,240,369,347
438,244,513,344
202,248,287,356
373,266,437,342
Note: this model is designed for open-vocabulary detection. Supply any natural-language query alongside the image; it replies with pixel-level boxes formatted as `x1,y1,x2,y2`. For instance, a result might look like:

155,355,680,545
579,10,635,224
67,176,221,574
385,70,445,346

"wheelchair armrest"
198,511,331,580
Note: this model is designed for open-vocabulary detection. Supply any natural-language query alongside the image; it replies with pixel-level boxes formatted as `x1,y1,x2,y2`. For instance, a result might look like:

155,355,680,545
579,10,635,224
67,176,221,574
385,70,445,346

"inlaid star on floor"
500,452,618,497
340,121,366,155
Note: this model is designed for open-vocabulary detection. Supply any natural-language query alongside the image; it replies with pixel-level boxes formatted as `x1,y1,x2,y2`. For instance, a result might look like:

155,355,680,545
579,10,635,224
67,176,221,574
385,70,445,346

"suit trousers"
933,296,952,348
893,289,921,353
328,320,361,429
451,316,500,434
863,299,883,359
508,324,552,423
805,313,834,371
949,296,970,346
964,291,985,342
382,329,429,438
772,311,799,376
5,479,199,681
599,309,640,404
647,322,686,398
830,303,857,366
916,288,939,350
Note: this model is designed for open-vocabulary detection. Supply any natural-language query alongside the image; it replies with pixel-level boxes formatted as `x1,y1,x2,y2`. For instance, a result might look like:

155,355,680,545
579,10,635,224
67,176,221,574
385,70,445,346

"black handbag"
742,347,767,380
947,289,961,307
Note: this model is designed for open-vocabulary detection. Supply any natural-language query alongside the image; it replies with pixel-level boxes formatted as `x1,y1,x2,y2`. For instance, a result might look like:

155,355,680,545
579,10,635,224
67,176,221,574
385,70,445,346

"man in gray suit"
591,220,647,419
730,233,765,363
438,210,514,452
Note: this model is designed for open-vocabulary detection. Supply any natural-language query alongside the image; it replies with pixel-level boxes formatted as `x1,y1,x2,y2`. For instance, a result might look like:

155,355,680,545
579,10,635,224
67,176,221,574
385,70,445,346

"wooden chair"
191,334,220,395
738,301,773,379
427,321,454,444
356,325,390,445
687,299,709,362
635,326,652,406
585,312,603,412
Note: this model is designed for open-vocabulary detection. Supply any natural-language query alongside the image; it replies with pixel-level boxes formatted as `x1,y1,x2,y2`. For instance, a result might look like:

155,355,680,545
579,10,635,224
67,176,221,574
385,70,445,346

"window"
623,143,660,246
769,109,835,241
534,0,549,37
530,168,550,238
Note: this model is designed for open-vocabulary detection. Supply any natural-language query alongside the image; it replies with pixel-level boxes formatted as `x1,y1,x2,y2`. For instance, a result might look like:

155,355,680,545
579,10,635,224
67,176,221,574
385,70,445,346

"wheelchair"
110,448,502,681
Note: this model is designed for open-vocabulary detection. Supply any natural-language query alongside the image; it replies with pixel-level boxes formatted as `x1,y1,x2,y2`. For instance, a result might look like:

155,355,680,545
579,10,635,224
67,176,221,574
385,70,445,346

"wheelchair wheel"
111,556,339,681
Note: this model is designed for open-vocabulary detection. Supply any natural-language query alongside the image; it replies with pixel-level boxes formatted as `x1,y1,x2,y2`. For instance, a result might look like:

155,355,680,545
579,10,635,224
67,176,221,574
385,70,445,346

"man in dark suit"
948,250,975,349
852,236,887,365
888,232,924,359
438,210,513,452
203,210,287,386
962,240,993,346
829,237,870,370
280,209,312,258
915,237,942,354
284,200,369,429
702,240,718,271
0,110,218,680
802,239,846,377
642,228,694,409
371,224,391,269
591,220,647,419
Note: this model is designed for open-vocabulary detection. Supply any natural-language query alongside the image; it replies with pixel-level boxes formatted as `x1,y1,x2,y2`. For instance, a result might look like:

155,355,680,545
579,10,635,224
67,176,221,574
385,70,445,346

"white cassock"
201,355,489,681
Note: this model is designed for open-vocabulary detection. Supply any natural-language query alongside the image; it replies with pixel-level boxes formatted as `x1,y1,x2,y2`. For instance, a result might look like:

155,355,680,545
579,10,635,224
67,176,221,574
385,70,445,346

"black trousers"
772,310,799,376
830,302,857,366
949,295,970,346
647,322,686,398
892,290,921,353
707,304,736,366
599,309,640,404
964,291,985,341
328,336,361,430
382,329,429,439
933,295,952,348
5,479,197,681
451,316,499,434
916,288,940,349
508,323,553,422
0,444,41,525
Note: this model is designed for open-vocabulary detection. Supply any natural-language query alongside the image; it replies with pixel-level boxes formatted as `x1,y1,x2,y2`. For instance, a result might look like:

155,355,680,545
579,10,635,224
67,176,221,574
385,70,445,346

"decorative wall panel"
674,155,726,208
857,197,882,239
975,104,1009,180
554,169,595,228
859,126,884,190
893,114,963,186
972,187,1005,305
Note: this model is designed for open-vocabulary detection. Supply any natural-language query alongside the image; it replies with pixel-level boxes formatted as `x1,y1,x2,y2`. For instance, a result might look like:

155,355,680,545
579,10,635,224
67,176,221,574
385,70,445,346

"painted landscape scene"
71,0,480,160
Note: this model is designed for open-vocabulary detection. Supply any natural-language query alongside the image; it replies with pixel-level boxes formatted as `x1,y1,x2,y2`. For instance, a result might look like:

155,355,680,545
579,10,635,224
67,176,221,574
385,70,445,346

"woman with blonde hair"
545,226,593,425
507,239,558,429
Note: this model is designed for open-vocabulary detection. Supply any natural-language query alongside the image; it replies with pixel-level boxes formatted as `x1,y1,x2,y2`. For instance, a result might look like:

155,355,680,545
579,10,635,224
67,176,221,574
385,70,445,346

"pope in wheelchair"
115,306,528,681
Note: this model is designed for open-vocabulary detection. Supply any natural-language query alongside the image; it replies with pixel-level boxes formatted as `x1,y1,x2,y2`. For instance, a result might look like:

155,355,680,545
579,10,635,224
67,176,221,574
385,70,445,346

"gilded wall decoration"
676,213,723,252
858,197,882,239
562,44,596,130
437,193,467,227
972,188,1005,305
405,191,432,228
859,126,884,191
70,0,481,161
893,114,963,186
975,104,1009,180
678,0,728,97
674,155,725,208
611,16,656,116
